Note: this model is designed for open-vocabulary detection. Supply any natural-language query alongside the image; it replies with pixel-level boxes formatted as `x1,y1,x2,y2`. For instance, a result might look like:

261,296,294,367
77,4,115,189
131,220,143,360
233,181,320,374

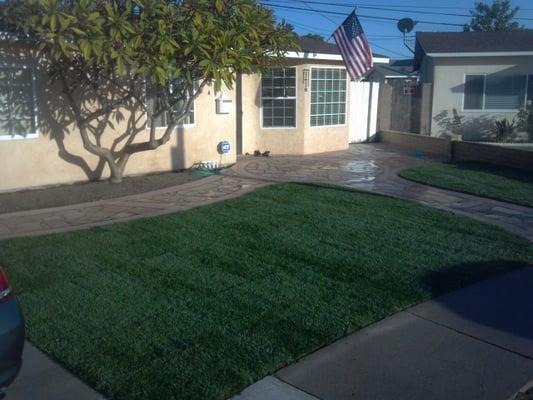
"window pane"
261,68,296,128
485,75,526,110
464,75,484,110
0,67,37,137
527,75,533,105
310,68,346,126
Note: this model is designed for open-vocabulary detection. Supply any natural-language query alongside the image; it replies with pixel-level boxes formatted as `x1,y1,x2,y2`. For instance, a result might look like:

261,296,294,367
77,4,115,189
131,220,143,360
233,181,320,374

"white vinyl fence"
349,81,379,143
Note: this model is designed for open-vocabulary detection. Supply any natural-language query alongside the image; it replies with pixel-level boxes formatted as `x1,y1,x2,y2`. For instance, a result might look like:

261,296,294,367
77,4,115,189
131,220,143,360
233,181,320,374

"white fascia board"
284,51,389,64
427,51,533,57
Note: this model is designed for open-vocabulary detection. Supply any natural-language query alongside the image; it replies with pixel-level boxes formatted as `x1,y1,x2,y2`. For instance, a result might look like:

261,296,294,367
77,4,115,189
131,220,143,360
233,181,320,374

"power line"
370,42,412,58
260,2,467,27
281,0,533,12
298,0,338,25
268,0,533,22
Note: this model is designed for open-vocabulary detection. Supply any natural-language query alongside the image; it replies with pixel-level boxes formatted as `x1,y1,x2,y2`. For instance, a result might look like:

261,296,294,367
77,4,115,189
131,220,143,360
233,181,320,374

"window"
485,75,526,110
261,68,296,128
146,82,195,128
464,75,484,110
0,65,37,140
310,68,347,127
464,74,530,111
527,75,533,106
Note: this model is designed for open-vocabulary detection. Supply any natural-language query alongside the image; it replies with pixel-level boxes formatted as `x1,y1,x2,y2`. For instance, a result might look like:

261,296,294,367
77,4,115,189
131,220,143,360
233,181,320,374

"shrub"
492,118,516,142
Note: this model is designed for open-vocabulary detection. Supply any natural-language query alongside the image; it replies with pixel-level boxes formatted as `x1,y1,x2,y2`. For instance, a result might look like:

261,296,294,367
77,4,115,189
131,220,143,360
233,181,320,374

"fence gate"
349,81,379,143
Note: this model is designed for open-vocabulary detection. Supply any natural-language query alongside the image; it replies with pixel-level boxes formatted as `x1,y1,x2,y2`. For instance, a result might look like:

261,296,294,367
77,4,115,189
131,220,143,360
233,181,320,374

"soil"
0,171,203,214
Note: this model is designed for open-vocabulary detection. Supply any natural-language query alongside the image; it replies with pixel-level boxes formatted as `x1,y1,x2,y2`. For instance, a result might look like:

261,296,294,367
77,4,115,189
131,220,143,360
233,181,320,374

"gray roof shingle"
416,30,533,54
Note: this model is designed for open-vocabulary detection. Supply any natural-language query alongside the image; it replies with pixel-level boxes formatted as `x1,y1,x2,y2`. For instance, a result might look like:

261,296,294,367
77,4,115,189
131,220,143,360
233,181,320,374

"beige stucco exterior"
427,55,533,140
0,45,351,193
240,60,350,156
0,43,236,193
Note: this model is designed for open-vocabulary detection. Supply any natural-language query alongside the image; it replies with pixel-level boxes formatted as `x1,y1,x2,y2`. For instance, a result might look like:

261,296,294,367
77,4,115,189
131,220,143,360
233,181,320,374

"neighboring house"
414,31,533,140
0,37,389,192
373,59,416,83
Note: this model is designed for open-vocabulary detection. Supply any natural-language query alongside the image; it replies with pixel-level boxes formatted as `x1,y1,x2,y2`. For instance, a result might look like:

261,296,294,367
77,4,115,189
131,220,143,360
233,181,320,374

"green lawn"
400,161,533,208
1,184,532,400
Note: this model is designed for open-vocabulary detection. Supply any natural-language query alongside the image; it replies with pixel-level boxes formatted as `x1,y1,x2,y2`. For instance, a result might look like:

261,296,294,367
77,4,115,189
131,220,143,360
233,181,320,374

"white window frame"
144,81,196,130
462,73,531,113
0,63,39,141
309,67,347,128
260,67,297,130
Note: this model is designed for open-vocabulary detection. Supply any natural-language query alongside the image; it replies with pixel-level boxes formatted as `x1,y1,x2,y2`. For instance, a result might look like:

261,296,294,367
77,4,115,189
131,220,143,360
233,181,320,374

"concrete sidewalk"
234,267,533,400
5,343,104,400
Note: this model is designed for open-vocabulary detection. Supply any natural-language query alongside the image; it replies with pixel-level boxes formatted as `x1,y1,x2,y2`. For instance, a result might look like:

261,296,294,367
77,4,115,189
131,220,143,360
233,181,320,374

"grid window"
146,82,195,128
0,66,37,139
310,68,346,127
261,68,296,128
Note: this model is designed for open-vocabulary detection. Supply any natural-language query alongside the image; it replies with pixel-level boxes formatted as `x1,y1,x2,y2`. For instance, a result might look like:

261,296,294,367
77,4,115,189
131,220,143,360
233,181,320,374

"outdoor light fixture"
303,69,310,92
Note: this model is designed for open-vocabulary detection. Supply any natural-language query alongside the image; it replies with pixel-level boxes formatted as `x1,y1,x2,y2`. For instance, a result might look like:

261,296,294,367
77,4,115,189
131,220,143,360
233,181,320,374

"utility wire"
298,0,338,25
267,0,533,22
281,0,533,12
260,2,467,27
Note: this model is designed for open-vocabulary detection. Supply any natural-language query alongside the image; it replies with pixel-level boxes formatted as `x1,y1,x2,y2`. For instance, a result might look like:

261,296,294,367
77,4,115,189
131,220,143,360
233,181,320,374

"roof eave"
426,51,533,57
285,51,390,64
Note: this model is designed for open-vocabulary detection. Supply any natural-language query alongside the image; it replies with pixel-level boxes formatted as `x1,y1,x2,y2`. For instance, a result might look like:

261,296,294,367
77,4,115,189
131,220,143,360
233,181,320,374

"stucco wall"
240,61,350,155
429,56,533,140
0,44,236,193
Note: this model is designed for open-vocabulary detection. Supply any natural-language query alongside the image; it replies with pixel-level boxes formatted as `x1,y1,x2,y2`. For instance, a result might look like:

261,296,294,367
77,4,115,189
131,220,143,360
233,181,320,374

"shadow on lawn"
452,161,533,184
422,260,532,341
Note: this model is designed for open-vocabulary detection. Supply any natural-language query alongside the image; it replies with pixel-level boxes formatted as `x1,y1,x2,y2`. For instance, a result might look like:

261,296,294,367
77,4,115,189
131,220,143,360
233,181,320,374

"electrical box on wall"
216,93,232,114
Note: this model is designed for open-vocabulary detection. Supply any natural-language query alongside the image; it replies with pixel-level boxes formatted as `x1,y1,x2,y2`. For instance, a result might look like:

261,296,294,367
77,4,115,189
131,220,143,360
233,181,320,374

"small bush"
492,118,516,142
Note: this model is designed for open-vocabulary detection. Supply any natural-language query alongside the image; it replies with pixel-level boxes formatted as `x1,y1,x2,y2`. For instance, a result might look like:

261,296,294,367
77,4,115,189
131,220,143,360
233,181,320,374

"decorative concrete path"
0,175,266,240
233,267,533,400
229,144,533,241
1,143,532,242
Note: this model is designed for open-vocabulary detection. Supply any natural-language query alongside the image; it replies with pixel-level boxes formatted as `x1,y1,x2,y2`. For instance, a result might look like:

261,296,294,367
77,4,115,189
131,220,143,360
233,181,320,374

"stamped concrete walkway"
1,143,532,242
0,175,266,240
229,144,533,241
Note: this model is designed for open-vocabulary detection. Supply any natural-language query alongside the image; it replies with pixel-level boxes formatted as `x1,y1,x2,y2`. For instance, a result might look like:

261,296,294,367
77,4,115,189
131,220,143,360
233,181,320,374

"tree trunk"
108,163,124,183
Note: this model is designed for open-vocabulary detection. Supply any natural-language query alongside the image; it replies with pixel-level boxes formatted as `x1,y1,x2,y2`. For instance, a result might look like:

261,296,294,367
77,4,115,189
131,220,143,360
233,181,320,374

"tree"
301,33,325,42
0,0,296,182
463,0,524,32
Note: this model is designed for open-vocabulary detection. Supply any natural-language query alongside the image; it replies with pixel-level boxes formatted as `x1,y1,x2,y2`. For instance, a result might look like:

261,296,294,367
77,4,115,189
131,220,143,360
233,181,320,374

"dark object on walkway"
254,150,262,157
0,265,24,399
262,151,271,157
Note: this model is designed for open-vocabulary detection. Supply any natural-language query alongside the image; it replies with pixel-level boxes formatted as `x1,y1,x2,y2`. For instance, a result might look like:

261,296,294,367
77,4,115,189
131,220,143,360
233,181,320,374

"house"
414,31,533,140
0,37,389,192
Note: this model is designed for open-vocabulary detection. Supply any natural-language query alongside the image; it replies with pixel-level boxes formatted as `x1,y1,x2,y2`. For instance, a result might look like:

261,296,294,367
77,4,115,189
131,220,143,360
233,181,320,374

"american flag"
333,11,374,81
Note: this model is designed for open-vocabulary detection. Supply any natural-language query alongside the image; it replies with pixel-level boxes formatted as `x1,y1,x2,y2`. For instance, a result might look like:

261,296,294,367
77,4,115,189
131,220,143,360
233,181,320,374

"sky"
261,0,533,59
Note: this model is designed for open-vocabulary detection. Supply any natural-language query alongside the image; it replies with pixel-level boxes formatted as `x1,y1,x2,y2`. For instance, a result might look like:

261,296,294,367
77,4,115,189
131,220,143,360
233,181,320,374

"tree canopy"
0,0,297,182
463,0,524,32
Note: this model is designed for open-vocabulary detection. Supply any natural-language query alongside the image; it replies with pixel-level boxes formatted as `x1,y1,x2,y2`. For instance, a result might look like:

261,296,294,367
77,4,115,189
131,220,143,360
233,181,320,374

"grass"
1,184,532,400
399,161,533,208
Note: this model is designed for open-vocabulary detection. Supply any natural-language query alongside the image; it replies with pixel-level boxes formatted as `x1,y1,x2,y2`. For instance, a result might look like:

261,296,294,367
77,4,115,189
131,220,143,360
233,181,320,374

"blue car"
0,265,24,399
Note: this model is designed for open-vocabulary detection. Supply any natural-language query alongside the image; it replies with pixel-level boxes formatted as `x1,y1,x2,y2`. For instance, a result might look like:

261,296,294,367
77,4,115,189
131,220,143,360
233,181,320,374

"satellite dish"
397,18,416,34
